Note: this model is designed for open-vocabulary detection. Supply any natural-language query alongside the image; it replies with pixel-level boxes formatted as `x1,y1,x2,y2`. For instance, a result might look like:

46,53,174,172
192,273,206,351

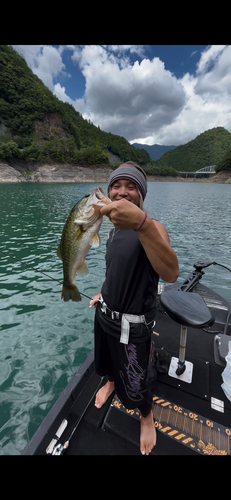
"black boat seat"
160,289,214,329
160,289,214,377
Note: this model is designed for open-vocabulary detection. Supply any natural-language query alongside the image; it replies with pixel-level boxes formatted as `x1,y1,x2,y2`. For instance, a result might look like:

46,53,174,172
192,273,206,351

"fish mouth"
74,187,111,225
88,187,111,207
94,187,111,202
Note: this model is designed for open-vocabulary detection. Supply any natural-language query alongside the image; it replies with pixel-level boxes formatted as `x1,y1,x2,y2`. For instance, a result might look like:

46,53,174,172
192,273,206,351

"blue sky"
52,45,208,100
12,45,231,146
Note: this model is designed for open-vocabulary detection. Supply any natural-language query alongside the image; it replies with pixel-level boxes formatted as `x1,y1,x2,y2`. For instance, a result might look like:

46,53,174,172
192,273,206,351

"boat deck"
23,283,231,455
64,308,231,455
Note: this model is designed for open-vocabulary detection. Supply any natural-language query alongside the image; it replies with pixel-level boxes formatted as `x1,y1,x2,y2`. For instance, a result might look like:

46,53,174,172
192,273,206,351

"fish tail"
61,284,82,302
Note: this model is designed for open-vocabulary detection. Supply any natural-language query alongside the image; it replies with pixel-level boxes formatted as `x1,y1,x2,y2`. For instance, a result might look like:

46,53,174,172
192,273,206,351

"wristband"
134,212,147,231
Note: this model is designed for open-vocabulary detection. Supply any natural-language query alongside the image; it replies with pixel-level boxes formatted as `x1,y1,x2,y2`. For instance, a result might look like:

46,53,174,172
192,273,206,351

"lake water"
0,181,231,454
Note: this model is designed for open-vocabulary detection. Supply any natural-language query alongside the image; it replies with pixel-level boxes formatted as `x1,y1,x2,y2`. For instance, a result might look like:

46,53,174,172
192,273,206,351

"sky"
11,44,231,146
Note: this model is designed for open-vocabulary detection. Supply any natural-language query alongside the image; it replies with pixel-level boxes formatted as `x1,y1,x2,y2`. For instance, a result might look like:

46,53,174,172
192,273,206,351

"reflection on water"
0,181,230,454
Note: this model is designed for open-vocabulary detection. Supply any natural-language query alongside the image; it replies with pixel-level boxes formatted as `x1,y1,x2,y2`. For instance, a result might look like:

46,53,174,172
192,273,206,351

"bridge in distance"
178,165,216,176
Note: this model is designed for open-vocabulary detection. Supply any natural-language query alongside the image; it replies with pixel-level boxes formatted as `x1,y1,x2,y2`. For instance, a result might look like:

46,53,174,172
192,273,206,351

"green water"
0,181,231,454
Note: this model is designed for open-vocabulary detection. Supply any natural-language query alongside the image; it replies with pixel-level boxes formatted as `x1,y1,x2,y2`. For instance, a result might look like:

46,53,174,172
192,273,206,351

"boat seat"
160,289,214,378
160,289,214,329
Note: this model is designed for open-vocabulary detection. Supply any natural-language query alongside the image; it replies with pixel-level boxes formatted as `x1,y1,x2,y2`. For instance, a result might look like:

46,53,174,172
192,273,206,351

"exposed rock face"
30,164,113,182
107,151,121,166
0,123,12,139
34,114,70,144
0,162,26,182
1,161,231,184
206,170,231,183
0,162,112,183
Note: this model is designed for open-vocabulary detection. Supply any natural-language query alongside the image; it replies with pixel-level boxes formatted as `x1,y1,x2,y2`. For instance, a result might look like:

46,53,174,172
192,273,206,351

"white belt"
120,313,146,344
99,295,146,345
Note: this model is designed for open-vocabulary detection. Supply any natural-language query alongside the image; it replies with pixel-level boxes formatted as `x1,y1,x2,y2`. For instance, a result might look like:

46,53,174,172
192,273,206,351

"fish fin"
57,246,62,260
73,220,88,232
93,197,111,207
73,217,85,225
76,260,89,277
92,202,104,207
90,234,101,248
61,284,81,302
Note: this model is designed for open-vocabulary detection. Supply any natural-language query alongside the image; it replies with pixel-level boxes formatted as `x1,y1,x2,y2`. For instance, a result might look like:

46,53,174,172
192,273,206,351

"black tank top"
98,228,159,341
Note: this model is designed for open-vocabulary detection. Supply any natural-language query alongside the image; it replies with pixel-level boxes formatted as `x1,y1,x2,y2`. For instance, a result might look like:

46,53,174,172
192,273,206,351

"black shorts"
94,308,153,414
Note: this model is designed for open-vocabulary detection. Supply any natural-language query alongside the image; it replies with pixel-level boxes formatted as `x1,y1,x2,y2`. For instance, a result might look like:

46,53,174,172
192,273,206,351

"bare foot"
140,410,156,455
95,380,115,409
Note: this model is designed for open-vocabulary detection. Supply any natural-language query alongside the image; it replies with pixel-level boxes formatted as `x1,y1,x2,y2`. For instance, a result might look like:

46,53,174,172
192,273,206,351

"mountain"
215,148,231,172
1,46,230,179
151,127,231,172
132,142,176,161
0,45,151,167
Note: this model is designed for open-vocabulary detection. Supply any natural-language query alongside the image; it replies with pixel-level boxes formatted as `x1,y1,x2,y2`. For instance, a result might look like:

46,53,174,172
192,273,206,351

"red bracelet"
134,212,147,231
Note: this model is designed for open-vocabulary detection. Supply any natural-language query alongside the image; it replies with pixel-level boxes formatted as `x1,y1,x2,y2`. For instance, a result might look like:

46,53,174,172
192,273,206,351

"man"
90,161,179,455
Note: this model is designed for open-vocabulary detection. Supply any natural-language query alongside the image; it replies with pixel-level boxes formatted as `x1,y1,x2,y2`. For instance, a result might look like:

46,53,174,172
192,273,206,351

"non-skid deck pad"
111,394,231,455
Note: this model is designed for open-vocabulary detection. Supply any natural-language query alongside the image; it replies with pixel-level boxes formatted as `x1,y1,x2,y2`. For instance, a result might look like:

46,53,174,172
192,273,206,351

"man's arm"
100,199,179,283
136,216,179,283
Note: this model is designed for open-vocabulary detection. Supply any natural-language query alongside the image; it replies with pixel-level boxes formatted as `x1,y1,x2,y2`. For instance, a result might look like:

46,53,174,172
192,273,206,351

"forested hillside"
0,45,150,167
215,149,231,172
1,45,231,178
147,127,231,173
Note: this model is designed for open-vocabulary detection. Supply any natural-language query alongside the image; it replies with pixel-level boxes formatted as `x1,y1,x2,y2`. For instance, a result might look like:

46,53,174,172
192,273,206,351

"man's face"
109,179,140,206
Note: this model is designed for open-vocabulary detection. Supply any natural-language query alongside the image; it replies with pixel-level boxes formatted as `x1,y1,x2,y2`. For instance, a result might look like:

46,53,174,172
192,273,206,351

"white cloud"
196,45,226,74
195,45,231,96
53,82,74,104
34,46,66,91
70,45,231,145
12,45,42,68
105,45,146,57
53,82,86,115
74,46,186,141
133,46,231,145
11,45,66,91
11,44,231,147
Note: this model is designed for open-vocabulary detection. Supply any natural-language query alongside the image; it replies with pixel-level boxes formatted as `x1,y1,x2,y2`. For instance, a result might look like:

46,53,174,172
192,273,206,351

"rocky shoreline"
0,161,231,184
0,162,113,183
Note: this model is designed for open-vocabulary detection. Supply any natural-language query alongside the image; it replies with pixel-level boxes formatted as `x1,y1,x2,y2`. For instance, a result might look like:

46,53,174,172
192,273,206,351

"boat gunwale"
22,350,95,455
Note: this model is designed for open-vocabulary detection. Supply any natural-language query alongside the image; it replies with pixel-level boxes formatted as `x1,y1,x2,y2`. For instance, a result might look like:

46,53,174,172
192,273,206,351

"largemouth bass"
57,187,111,302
